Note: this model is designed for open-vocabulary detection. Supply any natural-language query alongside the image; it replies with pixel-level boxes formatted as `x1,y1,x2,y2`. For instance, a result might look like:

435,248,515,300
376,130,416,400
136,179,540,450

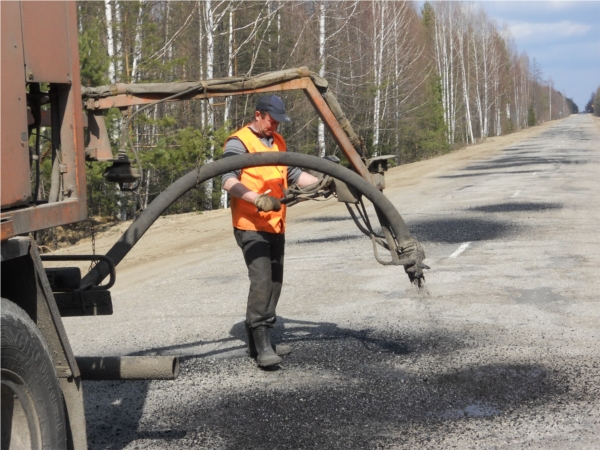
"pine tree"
527,105,536,127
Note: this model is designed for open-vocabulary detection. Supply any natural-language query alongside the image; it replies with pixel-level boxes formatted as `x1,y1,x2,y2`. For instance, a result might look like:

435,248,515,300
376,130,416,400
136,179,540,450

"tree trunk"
131,0,145,81
317,2,326,157
456,7,474,144
372,1,386,155
105,0,115,83
203,0,214,211
114,1,123,79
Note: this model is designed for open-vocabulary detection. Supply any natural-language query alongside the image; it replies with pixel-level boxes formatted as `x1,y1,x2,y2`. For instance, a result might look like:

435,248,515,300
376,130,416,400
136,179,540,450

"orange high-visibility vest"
228,126,288,234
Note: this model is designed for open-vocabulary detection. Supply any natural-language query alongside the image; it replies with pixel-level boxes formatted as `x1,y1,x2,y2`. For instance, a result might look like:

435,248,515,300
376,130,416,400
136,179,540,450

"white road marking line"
511,190,521,198
450,242,471,258
533,172,537,176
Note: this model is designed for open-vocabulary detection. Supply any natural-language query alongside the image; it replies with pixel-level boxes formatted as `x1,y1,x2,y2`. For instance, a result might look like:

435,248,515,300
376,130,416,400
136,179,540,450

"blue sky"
479,1,600,110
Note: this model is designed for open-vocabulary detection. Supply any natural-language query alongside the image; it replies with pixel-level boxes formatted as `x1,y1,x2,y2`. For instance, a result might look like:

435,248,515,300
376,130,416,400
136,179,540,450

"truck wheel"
1,298,67,450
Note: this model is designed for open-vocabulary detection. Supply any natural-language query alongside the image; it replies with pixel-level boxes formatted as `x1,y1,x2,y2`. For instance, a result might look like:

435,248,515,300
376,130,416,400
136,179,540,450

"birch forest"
77,1,577,219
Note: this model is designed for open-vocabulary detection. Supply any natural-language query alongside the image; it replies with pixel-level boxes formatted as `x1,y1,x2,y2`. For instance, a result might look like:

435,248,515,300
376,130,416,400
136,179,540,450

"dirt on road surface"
55,116,600,449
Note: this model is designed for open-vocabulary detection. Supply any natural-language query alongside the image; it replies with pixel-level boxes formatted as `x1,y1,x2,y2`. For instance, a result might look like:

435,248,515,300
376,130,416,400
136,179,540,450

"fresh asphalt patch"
81,323,594,449
407,217,519,245
468,202,562,213
464,156,589,171
438,170,539,179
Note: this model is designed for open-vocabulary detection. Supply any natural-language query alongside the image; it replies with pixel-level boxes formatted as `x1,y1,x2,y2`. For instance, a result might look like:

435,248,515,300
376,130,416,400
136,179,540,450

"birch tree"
371,1,386,154
200,0,229,210
131,0,145,81
105,0,116,83
456,4,474,144
431,2,457,144
317,1,326,157
78,0,567,220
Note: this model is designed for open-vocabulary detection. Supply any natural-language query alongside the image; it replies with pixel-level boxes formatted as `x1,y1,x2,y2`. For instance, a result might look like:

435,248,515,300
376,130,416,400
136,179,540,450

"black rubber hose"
81,153,425,287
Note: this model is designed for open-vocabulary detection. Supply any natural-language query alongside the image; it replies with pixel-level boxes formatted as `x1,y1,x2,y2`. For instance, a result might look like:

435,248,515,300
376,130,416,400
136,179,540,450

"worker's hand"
254,193,282,212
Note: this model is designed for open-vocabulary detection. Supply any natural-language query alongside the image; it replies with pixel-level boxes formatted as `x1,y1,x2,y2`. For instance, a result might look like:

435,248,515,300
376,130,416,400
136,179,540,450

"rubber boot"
252,326,282,367
245,322,292,357
245,321,258,358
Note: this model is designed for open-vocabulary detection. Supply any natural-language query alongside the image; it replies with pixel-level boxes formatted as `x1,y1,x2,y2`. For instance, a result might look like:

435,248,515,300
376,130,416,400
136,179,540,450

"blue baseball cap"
256,95,291,123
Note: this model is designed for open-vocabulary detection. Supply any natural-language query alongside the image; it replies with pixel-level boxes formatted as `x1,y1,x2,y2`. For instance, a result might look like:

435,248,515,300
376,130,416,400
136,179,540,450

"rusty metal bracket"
85,110,113,161
28,239,80,378
82,74,372,181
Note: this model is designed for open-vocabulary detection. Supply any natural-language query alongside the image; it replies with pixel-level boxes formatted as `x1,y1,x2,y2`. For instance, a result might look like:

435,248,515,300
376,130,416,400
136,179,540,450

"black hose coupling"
399,240,429,288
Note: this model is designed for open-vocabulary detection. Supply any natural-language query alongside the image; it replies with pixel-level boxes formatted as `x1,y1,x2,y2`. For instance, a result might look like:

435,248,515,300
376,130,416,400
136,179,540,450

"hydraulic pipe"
76,356,180,380
81,153,426,288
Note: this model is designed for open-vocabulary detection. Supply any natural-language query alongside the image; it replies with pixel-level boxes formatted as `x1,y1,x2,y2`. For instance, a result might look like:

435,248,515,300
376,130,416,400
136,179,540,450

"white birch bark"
78,3,83,33
433,4,448,142
105,0,115,83
203,0,215,211
220,5,235,209
433,2,456,144
493,37,504,136
482,38,489,137
372,1,387,155
471,19,483,138
513,73,521,126
197,0,230,209
143,169,150,210
277,1,281,51
165,2,172,64
224,5,234,124
131,0,145,81
317,2,326,157
456,5,474,144
513,64,519,128
393,6,399,150
114,1,123,79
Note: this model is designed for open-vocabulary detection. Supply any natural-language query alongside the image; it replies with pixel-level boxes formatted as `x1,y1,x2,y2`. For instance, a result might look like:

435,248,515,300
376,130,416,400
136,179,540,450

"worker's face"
253,111,279,137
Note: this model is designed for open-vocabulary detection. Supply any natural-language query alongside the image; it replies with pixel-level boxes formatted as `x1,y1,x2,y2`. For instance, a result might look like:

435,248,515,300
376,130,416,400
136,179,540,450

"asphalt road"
64,115,600,449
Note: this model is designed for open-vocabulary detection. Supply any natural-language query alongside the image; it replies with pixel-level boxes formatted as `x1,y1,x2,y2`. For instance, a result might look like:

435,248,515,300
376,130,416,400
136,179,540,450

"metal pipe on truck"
76,356,180,381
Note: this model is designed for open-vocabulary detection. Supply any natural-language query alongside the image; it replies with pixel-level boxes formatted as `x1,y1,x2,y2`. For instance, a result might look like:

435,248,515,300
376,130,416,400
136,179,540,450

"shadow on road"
292,233,364,245
81,317,570,449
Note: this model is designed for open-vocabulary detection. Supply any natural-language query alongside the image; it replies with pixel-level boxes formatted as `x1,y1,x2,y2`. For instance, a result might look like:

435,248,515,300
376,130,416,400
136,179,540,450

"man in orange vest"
222,95,319,367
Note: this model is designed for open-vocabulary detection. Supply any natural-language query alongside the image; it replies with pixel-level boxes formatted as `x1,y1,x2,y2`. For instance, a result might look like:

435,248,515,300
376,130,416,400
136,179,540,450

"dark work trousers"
234,228,285,329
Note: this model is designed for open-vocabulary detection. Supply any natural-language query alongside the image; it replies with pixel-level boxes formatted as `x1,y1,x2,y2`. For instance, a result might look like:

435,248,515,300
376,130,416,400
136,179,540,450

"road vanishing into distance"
64,115,600,449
